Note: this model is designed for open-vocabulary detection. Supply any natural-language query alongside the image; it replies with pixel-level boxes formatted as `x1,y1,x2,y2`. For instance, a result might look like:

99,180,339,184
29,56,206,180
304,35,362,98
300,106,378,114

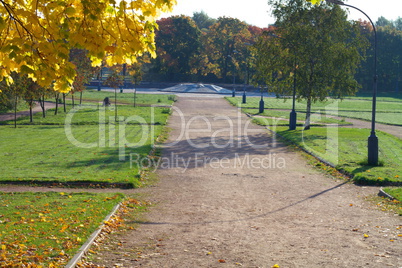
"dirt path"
339,117,402,140
0,102,57,122
88,97,401,268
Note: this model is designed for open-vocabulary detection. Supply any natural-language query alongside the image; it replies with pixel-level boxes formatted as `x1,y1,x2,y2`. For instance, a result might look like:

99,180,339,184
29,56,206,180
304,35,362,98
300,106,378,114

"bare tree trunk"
38,95,46,118
14,94,17,128
63,93,66,113
55,93,59,115
133,79,137,107
29,99,33,123
304,96,312,130
115,87,118,122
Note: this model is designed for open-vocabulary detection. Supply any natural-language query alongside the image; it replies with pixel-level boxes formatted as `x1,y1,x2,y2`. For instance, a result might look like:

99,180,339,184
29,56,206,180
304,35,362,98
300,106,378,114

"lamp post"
270,33,297,130
259,86,264,113
242,64,247,103
242,42,253,104
326,0,378,166
289,63,297,130
232,61,236,97
242,86,247,103
228,54,236,97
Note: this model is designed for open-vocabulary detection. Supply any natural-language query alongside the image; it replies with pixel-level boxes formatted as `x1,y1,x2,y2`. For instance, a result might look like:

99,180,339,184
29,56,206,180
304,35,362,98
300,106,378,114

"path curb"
65,202,122,268
378,188,396,200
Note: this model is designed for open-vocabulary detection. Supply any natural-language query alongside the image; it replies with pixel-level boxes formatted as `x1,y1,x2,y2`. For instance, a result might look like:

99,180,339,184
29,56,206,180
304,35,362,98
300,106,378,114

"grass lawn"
383,188,402,203
243,108,349,126
0,192,125,266
0,94,173,187
227,94,402,126
71,89,176,106
257,123,402,186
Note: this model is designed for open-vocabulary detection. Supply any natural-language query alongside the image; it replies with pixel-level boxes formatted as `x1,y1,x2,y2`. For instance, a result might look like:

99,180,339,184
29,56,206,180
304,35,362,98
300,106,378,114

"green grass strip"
226,95,402,126
0,104,170,187
263,124,402,186
0,192,124,266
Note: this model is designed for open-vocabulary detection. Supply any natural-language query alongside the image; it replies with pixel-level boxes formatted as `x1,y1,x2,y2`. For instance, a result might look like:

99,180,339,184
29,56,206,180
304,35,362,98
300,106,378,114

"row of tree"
145,8,402,94
0,49,95,121
145,12,271,83
1,0,401,121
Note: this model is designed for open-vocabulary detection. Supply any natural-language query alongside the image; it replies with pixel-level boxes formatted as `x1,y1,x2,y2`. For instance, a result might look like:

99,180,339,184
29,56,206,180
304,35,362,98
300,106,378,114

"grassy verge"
243,108,349,126
383,188,402,202
72,90,176,106
370,188,402,216
79,196,152,265
0,192,125,266
0,99,172,187
226,95,402,126
258,124,402,186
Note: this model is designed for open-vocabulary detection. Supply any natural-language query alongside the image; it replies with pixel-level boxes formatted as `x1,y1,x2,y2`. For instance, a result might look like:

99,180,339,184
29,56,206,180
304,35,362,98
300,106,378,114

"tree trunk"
39,95,46,118
63,93,66,113
304,96,312,130
14,94,17,128
133,79,137,107
115,87,118,122
80,91,83,105
29,99,33,123
72,94,75,108
55,93,59,115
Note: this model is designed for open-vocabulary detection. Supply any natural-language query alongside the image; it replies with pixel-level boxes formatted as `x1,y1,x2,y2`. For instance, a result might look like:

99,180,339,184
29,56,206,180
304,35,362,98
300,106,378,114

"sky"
160,0,402,28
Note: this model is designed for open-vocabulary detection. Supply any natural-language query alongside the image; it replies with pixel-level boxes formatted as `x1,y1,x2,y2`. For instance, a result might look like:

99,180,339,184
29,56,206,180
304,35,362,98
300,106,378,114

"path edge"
65,202,122,268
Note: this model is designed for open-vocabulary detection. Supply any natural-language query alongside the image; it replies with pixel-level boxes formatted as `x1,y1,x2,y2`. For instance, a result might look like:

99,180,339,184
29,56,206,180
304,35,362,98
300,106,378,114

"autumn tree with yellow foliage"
0,0,176,93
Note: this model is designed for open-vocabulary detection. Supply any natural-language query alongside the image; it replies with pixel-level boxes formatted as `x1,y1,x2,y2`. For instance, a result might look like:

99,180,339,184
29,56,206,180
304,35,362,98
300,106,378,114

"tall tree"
205,17,252,83
262,0,368,129
153,15,201,81
192,11,216,32
394,17,402,31
0,0,176,93
376,16,393,28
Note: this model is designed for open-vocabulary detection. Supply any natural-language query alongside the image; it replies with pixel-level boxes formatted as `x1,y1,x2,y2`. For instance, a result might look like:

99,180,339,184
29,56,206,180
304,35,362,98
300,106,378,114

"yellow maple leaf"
306,0,324,4
60,225,69,233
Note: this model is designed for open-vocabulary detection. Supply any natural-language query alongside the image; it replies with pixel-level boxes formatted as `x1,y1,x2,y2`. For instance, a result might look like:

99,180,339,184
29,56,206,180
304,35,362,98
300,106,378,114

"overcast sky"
161,0,402,28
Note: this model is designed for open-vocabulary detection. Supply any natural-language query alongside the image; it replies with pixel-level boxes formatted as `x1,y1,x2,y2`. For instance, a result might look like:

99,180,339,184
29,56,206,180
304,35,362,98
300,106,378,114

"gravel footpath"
86,97,401,268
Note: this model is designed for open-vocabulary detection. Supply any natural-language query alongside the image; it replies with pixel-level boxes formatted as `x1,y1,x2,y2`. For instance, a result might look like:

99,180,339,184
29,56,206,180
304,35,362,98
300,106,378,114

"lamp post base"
259,98,264,113
242,92,246,104
289,110,297,130
368,134,378,166
232,90,235,97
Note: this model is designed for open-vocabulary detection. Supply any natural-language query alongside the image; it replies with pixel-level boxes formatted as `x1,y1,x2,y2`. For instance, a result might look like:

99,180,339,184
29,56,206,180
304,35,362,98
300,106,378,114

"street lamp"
259,86,264,113
242,63,248,104
326,0,378,166
242,42,253,104
270,33,298,130
232,61,236,97
228,54,236,97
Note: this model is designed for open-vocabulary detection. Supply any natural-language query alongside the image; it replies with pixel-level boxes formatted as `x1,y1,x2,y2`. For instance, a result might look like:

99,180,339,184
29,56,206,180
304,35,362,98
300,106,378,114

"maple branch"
0,0,34,41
